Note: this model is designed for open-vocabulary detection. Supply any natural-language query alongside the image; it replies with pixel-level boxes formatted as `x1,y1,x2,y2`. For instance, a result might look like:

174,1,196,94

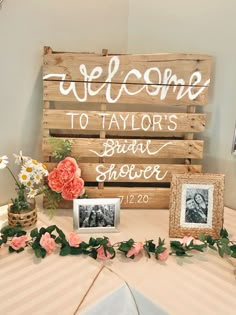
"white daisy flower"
27,188,39,198
33,172,43,184
0,155,8,169
26,180,33,188
13,151,29,165
18,170,30,183
39,163,48,176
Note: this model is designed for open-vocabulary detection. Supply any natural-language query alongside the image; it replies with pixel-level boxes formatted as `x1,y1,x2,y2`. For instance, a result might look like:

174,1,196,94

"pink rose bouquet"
48,157,85,201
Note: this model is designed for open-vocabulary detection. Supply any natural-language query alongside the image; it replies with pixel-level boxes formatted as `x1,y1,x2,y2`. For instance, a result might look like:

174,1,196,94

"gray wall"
0,0,235,209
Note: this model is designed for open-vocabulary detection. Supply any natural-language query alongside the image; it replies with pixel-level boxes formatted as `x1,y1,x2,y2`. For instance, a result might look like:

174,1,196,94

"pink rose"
61,176,85,200
48,168,64,193
157,249,169,261
97,245,113,260
126,242,143,258
57,157,78,183
68,232,82,247
10,235,28,251
40,232,56,254
182,236,203,247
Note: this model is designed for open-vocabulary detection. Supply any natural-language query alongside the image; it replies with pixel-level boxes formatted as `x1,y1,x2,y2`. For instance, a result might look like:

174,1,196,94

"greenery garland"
0,225,236,263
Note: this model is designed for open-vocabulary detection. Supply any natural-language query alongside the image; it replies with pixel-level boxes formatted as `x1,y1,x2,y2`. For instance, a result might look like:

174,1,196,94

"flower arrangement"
0,225,235,266
44,139,86,210
0,152,48,213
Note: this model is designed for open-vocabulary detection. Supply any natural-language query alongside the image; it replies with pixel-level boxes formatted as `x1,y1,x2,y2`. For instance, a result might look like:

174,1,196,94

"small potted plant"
0,151,48,227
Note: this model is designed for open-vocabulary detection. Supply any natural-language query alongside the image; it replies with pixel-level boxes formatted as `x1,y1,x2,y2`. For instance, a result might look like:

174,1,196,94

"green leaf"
221,238,229,245
89,237,100,247
206,235,215,245
106,246,116,259
175,249,188,256
34,248,46,258
70,247,83,255
55,226,66,241
170,240,182,249
192,244,206,252
46,225,56,234
118,242,132,253
230,245,236,252
30,228,39,238
218,246,224,258
220,228,228,239
16,247,25,253
79,241,90,249
145,240,156,253
55,237,63,244
231,252,236,258
60,246,71,256
39,227,47,235
143,245,151,258
222,245,231,256
158,237,165,246
208,244,217,251
155,246,166,255
89,248,98,259
9,246,15,253
198,232,206,242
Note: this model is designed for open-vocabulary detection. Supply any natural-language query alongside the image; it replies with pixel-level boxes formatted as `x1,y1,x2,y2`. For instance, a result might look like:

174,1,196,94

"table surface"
0,198,236,315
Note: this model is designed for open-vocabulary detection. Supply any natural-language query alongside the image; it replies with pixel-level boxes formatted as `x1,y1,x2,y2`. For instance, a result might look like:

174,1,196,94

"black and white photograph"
180,183,213,228
185,188,209,224
73,198,120,233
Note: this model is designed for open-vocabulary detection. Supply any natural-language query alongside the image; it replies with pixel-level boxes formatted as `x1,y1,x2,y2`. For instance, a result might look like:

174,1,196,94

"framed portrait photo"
169,173,225,238
73,198,120,233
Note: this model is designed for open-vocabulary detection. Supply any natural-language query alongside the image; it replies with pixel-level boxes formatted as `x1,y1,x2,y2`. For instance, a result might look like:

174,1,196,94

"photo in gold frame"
169,173,224,239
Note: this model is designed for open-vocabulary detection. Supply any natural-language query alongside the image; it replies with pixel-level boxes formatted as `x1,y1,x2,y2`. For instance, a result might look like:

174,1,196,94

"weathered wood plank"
46,162,202,183
43,187,170,209
43,81,209,105
43,109,206,133
43,52,212,86
43,138,204,159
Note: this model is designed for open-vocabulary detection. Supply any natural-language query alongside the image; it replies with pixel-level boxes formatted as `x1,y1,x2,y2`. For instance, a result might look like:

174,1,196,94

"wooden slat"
43,109,206,133
45,162,202,183
43,81,209,105
43,138,204,159
43,187,170,209
43,52,212,86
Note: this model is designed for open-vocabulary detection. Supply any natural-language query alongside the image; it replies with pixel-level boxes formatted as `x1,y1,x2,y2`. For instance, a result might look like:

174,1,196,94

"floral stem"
6,166,20,188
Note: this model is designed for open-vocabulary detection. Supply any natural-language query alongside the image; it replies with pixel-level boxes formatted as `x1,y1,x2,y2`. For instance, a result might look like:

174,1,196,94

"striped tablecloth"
0,200,235,315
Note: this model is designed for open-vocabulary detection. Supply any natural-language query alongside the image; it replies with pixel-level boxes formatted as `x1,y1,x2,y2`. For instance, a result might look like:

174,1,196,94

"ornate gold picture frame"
169,173,224,238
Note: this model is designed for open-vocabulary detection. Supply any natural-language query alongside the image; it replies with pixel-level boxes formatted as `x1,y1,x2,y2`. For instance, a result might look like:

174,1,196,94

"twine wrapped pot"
8,200,37,228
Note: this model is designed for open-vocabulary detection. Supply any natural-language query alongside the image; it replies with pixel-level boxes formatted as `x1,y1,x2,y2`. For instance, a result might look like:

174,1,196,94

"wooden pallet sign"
42,47,212,209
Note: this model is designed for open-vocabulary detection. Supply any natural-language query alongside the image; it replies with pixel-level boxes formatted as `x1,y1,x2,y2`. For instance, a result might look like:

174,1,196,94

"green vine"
0,226,235,268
